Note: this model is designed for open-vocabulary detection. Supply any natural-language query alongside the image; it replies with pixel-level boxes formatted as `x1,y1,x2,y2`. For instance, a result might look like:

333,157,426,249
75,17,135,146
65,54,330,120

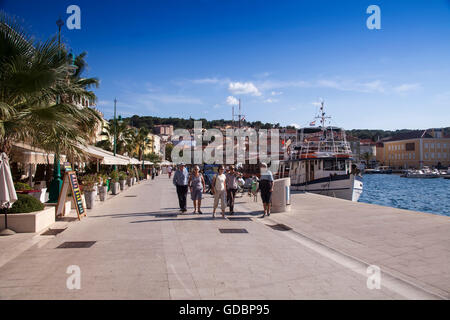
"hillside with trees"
119,116,449,141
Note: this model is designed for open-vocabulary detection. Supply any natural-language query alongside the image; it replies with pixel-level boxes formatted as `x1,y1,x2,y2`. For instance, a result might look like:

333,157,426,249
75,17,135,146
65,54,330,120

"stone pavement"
0,175,448,299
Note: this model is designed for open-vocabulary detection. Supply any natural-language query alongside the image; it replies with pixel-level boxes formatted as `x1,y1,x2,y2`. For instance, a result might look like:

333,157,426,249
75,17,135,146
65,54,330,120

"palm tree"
0,12,101,161
98,120,133,155
133,127,150,161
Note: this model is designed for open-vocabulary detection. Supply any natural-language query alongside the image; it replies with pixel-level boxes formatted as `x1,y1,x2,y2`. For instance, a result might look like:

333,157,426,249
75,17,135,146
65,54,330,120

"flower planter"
119,180,126,191
127,178,132,187
111,182,120,195
98,186,107,201
0,206,55,233
84,191,96,209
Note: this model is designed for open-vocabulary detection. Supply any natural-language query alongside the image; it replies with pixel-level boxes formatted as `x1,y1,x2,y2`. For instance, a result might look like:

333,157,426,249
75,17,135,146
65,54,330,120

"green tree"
0,12,101,161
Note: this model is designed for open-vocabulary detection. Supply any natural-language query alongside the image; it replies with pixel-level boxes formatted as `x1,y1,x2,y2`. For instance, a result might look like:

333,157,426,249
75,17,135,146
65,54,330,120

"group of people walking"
172,163,274,218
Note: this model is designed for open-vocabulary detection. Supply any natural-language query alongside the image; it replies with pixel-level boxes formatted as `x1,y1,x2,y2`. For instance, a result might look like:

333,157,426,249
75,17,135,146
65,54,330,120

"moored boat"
277,102,363,201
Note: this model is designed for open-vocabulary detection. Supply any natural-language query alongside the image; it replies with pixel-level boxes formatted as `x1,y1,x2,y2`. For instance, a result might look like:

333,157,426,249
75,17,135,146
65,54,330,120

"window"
438,153,441,159
431,143,434,148
425,153,428,159
413,153,415,159
406,143,415,151
409,153,412,159
323,159,345,171
437,143,440,148
431,153,435,159
425,143,428,148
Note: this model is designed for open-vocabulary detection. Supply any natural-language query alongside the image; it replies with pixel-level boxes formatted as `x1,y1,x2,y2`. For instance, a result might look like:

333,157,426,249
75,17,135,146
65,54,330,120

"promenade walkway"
0,175,448,299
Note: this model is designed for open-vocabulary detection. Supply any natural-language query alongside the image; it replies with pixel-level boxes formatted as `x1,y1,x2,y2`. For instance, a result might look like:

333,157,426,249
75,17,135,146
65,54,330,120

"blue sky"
2,0,450,130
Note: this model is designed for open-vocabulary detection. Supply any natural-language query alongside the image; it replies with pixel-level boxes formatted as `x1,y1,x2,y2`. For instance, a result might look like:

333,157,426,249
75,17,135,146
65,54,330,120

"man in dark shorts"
258,163,274,218
173,163,189,212
225,165,239,214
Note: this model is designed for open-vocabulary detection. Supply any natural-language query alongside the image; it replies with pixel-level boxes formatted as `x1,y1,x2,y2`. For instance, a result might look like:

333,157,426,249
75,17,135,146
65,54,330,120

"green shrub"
110,170,119,183
14,182,32,191
80,174,97,192
8,194,44,214
118,171,127,181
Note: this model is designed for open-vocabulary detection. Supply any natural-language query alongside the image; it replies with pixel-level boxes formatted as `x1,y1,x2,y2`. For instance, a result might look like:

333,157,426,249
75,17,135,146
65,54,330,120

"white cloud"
226,96,239,105
228,81,261,96
290,123,300,129
264,98,278,103
271,91,283,96
393,83,421,93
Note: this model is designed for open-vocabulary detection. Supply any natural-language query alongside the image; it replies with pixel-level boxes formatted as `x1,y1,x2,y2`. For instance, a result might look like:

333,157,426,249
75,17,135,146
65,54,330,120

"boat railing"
290,140,352,159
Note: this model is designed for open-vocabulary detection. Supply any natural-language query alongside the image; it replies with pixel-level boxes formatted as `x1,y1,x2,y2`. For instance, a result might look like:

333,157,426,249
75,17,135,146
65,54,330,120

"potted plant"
119,171,127,190
128,169,135,186
110,170,120,195
98,174,108,201
138,169,145,181
81,174,97,209
1,194,57,233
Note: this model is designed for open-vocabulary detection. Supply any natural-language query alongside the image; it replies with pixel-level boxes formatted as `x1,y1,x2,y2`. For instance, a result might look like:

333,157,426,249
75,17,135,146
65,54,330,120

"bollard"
271,177,291,213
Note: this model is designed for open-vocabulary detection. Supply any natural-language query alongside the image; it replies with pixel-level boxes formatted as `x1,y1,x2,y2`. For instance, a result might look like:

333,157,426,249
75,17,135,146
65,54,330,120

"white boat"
277,102,363,202
400,167,440,178
439,168,450,178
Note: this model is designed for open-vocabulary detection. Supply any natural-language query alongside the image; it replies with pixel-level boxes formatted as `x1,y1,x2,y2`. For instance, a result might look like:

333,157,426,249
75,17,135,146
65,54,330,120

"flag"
309,121,316,126
241,116,245,121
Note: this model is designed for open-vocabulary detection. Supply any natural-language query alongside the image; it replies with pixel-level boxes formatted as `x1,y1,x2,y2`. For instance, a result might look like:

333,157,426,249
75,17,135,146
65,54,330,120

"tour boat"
277,103,363,202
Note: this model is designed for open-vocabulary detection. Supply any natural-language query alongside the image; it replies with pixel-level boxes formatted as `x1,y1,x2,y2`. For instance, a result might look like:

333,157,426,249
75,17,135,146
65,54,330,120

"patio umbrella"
0,152,18,236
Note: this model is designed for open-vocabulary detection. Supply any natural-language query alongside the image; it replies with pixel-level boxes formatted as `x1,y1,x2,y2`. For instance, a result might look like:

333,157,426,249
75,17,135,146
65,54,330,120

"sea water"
358,174,450,216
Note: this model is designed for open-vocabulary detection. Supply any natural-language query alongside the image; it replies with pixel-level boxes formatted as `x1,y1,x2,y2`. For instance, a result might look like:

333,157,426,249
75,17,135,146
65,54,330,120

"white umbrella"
0,152,18,236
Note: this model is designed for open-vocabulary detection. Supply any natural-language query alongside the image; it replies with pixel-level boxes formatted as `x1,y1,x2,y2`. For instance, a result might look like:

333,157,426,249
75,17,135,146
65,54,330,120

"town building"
378,129,450,169
154,124,174,136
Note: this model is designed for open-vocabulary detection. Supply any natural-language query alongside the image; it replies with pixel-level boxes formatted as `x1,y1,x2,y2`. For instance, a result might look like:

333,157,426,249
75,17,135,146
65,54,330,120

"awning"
143,160,153,165
10,142,66,164
81,145,130,166
130,158,141,165
159,160,172,166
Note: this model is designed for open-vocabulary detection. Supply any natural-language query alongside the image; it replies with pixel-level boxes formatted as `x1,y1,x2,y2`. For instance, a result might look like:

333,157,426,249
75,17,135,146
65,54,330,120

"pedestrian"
173,163,189,213
188,165,206,214
167,166,172,179
251,176,259,202
151,166,156,180
225,165,239,214
258,163,274,218
212,165,227,218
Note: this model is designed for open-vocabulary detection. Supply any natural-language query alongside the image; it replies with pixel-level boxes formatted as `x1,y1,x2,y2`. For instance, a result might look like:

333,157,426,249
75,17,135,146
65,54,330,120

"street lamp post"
113,98,117,171
48,18,66,203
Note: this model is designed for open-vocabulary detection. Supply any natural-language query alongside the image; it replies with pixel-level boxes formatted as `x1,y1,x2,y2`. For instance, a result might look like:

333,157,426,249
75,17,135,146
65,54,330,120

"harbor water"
358,174,450,217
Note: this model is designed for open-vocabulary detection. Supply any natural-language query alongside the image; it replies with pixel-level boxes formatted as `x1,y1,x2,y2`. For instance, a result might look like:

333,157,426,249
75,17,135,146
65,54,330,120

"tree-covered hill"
119,115,449,141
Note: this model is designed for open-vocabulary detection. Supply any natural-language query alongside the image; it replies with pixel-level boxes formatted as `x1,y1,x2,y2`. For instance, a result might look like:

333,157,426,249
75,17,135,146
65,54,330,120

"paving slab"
0,176,447,299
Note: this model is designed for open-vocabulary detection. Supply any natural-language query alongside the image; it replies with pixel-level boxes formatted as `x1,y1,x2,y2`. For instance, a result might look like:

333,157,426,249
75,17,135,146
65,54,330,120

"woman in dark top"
258,163,274,218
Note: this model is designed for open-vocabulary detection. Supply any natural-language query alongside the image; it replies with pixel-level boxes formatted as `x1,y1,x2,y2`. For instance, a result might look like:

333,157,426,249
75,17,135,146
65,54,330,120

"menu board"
69,171,85,217
56,170,85,220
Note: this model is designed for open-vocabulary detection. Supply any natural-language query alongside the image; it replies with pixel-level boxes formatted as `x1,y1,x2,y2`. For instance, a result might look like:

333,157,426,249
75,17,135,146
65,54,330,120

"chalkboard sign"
56,170,85,220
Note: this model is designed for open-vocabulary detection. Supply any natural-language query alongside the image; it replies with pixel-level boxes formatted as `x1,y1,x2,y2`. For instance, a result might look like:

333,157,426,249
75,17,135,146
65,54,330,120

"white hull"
290,174,363,201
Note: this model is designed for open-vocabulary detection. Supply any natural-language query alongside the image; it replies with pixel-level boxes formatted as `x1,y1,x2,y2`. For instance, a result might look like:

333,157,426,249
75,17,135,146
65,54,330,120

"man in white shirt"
212,165,227,218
